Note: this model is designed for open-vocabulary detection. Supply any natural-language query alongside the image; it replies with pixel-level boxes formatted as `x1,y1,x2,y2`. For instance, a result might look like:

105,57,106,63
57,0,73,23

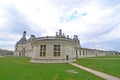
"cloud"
0,1,34,50
52,0,120,51
0,0,60,50
60,10,87,23
0,0,120,51
81,4,120,51
12,0,61,36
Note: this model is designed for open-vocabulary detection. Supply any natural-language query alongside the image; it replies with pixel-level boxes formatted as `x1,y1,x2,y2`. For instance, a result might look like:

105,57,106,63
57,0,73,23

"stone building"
14,31,27,56
14,29,116,63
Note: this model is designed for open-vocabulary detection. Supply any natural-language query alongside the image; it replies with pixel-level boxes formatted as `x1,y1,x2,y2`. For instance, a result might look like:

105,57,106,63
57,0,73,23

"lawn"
76,56,120,78
0,56,103,80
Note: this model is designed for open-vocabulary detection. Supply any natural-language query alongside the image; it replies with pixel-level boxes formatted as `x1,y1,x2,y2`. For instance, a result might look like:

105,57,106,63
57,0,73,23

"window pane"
40,52,42,56
53,45,61,57
40,45,46,57
43,52,46,56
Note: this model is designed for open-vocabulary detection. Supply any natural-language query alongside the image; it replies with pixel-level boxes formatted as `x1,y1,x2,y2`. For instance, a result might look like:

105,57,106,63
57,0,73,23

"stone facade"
14,29,117,63
14,31,27,56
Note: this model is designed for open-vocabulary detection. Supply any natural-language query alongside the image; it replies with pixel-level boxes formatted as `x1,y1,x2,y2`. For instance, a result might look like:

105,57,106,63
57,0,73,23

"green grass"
77,56,120,78
0,56,103,80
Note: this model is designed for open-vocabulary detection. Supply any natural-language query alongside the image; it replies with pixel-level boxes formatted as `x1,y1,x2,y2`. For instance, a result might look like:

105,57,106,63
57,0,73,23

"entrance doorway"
66,55,69,61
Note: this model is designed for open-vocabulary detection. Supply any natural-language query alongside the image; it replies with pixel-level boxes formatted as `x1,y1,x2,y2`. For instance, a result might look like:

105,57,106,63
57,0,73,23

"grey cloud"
2,4,45,37
80,6,120,51
4,5,32,34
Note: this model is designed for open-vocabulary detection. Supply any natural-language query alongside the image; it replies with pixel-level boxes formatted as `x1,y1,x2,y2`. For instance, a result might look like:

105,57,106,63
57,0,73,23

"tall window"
83,50,85,55
79,50,81,55
53,45,61,57
40,45,46,57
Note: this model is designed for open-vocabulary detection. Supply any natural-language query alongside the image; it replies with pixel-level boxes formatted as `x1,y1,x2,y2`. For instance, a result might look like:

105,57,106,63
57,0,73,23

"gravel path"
70,63,120,80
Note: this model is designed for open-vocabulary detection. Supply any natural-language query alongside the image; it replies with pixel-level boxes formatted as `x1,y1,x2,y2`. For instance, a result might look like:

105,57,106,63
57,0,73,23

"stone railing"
33,36,76,42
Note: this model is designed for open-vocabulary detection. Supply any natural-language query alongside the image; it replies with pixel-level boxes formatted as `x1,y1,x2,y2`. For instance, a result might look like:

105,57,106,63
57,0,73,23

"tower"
23,31,26,37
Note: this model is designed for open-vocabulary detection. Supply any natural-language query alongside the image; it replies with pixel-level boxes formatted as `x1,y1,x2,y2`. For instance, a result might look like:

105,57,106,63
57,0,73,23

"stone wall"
75,47,115,58
30,38,77,63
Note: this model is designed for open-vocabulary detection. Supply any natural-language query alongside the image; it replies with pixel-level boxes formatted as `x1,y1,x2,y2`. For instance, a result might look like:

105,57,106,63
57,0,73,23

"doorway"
66,55,69,61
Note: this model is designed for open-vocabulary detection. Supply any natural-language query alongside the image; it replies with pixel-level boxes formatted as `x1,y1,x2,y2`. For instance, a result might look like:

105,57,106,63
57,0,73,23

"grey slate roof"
17,36,27,44
17,31,27,45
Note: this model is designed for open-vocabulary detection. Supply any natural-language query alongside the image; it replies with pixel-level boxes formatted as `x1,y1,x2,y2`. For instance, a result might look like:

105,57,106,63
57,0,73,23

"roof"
17,36,27,44
17,31,27,45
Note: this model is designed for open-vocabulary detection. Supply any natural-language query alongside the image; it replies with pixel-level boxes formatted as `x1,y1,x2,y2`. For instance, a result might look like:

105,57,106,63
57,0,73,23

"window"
83,50,85,55
53,45,61,57
40,45,46,57
15,48,17,51
79,50,81,55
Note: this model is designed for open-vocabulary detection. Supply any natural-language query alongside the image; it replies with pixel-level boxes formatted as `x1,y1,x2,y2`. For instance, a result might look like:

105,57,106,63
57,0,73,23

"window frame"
40,45,46,57
53,44,61,57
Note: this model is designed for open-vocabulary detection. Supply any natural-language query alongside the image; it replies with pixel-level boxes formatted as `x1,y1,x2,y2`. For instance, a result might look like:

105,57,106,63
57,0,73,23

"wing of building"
14,29,118,63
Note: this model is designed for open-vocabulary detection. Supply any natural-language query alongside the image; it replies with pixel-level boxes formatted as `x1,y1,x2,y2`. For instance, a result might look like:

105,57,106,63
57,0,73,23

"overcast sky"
0,0,120,51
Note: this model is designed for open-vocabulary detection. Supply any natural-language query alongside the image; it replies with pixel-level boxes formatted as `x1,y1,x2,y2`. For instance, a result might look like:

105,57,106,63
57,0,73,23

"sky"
0,0,120,51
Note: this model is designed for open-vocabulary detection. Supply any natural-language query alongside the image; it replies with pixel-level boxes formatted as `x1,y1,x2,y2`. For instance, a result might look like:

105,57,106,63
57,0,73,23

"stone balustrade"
33,36,77,43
